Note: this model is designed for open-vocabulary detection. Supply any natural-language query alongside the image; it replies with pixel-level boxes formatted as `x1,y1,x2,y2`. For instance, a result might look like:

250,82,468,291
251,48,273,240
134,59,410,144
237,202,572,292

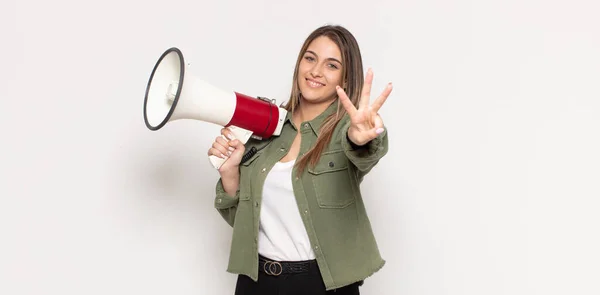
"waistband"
258,255,319,276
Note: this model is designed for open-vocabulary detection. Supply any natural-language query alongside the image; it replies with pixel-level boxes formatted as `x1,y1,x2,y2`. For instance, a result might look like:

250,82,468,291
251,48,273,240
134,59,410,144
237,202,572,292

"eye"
304,56,315,62
327,63,339,69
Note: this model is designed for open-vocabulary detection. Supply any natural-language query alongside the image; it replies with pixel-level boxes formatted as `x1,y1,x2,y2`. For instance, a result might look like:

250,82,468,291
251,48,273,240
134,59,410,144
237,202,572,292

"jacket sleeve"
340,118,389,175
214,178,240,227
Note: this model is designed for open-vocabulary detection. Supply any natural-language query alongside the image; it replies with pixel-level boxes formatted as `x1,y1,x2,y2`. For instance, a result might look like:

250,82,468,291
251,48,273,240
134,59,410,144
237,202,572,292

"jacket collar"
284,100,340,136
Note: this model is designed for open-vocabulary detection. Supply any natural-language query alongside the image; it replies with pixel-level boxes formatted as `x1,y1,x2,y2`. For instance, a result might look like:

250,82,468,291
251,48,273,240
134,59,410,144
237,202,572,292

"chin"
300,93,337,105
300,92,320,101
299,90,322,100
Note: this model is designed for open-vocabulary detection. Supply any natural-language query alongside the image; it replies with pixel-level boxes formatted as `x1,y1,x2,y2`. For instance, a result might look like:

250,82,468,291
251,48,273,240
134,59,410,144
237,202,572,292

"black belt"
258,255,318,276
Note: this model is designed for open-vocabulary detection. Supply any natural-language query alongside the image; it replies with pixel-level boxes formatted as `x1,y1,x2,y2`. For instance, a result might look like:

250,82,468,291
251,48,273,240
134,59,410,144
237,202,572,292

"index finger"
221,128,235,141
336,86,357,117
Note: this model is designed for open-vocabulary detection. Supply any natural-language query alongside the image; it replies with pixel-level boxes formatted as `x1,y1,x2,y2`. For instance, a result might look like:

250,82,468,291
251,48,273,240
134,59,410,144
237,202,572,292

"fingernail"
221,153,228,159
226,133,235,140
228,147,235,152
376,128,384,134
227,150,232,156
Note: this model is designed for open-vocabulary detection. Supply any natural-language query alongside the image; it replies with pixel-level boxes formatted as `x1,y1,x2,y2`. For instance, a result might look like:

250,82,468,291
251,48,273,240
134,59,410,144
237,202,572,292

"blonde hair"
283,25,364,174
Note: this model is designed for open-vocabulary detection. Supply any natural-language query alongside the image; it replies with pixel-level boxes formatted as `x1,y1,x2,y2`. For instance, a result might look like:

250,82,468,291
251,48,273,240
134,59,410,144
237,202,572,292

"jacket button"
261,168,266,172
217,198,222,203
328,161,334,167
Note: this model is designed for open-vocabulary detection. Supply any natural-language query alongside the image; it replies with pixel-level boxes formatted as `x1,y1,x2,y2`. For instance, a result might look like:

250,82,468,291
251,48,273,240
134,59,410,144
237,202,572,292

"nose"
310,64,323,78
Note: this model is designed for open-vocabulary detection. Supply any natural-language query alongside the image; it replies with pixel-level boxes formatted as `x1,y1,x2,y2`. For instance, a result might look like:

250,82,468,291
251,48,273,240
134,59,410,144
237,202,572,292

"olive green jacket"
213,101,388,290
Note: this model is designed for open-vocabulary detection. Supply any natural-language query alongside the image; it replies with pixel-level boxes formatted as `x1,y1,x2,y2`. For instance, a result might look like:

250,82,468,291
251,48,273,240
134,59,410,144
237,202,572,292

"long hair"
283,25,364,174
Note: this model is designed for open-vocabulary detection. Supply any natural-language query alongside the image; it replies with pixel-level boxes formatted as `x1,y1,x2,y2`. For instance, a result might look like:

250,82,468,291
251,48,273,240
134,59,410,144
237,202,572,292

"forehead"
306,36,341,59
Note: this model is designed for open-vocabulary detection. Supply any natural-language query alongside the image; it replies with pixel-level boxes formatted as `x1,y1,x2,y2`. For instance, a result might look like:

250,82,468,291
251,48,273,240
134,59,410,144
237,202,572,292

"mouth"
305,78,326,88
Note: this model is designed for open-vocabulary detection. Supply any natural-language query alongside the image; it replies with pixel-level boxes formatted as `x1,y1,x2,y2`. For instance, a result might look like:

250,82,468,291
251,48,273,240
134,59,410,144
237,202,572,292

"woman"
209,24,392,294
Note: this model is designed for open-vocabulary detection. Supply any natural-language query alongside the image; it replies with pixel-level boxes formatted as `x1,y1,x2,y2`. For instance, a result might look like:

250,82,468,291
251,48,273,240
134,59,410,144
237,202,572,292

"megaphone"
143,47,288,169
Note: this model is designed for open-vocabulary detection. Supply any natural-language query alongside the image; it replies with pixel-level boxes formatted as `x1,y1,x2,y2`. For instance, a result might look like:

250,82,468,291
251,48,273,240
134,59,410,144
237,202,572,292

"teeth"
307,79,324,87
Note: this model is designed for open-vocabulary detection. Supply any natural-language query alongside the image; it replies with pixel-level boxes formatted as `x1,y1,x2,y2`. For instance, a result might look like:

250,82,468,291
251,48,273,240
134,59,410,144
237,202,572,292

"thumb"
371,115,385,137
228,139,244,149
228,139,246,156
370,126,385,139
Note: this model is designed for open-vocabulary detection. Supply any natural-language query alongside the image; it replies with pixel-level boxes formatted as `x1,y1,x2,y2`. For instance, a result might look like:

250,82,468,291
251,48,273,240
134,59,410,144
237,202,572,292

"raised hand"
336,68,392,146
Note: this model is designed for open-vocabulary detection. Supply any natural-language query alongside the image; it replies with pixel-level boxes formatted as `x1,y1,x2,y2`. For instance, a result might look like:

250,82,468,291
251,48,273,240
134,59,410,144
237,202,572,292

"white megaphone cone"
143,47,288,169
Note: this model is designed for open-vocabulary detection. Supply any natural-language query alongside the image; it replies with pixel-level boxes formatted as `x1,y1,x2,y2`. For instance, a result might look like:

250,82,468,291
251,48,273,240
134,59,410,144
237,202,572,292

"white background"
2,0,599,294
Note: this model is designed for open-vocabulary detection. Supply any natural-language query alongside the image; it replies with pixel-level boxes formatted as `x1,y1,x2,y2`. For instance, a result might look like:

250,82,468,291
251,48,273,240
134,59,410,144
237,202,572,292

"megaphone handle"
209,126,254,170
209,155,227,170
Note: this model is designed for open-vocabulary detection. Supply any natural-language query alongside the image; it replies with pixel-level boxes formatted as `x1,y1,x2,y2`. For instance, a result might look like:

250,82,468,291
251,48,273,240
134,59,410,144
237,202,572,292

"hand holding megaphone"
207,126,250,170
143,47,287,170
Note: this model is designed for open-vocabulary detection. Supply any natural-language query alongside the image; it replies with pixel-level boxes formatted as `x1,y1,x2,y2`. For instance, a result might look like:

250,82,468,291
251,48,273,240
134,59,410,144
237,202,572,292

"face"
297,36,344,105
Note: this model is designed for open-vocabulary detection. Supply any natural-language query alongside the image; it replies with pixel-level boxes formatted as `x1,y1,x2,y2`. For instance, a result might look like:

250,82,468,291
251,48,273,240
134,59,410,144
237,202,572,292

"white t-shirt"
258,159,316,261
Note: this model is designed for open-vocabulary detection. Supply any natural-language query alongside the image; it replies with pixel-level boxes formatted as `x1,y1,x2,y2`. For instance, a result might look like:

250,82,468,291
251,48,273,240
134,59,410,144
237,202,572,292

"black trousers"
234,257,361,295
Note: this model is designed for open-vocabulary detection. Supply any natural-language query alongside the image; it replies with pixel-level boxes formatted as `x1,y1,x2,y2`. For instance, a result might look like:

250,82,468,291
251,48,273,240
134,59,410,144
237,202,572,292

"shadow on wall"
107,121,227,232
106,121,235,265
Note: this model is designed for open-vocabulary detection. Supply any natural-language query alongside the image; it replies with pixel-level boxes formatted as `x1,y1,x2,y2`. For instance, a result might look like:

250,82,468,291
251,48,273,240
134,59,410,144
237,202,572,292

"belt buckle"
263,260,283,276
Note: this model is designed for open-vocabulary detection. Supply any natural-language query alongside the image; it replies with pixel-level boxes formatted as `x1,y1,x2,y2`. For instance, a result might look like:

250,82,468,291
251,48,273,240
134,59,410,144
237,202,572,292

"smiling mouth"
306,78,326,87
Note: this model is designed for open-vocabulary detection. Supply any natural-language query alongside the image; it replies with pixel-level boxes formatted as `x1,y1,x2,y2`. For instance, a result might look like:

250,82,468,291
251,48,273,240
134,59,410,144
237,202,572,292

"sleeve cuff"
341,120,387,157
214,178,240,209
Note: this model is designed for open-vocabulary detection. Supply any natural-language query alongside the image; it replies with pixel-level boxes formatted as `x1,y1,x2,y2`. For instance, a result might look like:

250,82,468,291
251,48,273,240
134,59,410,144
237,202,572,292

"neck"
293,98,335,126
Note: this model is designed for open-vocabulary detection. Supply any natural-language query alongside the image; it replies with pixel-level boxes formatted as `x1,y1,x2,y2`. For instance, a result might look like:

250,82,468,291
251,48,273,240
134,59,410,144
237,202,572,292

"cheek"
326,71,343,85
298,61,311,74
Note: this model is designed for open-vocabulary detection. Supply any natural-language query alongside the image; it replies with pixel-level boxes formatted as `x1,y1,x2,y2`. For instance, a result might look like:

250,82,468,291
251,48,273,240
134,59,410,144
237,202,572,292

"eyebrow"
305,50,342,65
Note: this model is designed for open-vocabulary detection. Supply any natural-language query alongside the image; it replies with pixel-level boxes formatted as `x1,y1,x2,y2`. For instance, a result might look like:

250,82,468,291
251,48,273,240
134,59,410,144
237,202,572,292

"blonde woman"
209,24,392,295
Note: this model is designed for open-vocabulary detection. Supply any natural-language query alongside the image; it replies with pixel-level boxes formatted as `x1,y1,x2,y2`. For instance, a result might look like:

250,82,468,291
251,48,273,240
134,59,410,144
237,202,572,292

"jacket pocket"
307,150,356,209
